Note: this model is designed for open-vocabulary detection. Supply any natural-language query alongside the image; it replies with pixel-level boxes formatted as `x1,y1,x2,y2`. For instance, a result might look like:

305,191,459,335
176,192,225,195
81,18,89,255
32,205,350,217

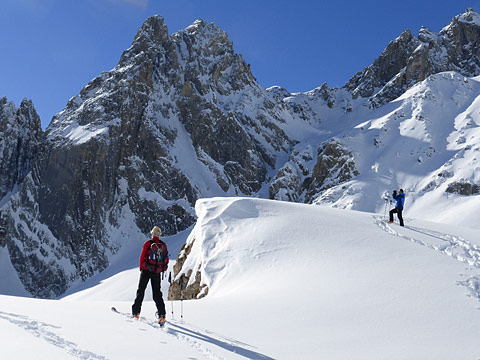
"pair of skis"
111,307,166,328
112,271,183,328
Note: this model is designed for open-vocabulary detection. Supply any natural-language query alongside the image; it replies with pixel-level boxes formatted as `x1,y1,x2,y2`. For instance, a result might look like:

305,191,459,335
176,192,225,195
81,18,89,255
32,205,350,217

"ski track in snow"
375,216,480,305
111,308,274,360
0,311,107,360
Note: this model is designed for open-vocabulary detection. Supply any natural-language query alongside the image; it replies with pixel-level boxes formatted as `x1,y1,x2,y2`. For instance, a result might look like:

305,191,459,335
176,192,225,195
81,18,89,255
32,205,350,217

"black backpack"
146,240,169,273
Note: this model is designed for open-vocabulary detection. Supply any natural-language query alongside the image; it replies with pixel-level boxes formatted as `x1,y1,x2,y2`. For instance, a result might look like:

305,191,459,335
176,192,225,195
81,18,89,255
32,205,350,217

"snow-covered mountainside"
277,72,480,226
2,197,480,359
1,9,480,298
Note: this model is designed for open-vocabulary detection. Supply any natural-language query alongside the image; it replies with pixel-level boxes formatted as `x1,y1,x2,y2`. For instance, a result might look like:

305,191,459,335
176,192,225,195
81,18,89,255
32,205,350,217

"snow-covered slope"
270,71,480,229
307,72,480,228
2,198,480,359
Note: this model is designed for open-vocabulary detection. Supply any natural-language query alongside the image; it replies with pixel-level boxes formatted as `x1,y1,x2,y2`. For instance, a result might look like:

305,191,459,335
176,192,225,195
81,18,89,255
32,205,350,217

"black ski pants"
389,207,404,226
132,270,166,316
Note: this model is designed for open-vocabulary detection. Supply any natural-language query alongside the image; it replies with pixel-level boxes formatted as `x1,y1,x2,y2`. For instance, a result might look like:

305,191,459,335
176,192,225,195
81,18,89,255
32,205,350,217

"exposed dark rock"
168,236,208,300
270,140,359,203
305,140,360,202
446,181,480,195
0,98,43,201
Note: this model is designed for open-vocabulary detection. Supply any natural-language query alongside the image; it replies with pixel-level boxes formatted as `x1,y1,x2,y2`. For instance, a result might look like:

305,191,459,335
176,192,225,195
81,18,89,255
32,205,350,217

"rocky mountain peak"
0,97,42,141
19,99,42,127
184,18,230,43
185,18,214,35
116,15,171,68
449,8,480,27
418,26,438,43
344,8,480,108
345,28,419,99
440,8,480,41
174,18,235,63
132,14,169,48
437,8,480,77
171,18,255,96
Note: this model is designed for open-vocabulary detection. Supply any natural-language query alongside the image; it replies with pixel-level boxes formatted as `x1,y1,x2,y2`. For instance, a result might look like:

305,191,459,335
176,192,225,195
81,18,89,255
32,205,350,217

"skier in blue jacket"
388,189,405,226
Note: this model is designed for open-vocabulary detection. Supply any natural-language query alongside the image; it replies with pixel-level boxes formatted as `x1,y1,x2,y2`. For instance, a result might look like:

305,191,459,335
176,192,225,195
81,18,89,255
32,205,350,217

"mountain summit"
346,8,480,107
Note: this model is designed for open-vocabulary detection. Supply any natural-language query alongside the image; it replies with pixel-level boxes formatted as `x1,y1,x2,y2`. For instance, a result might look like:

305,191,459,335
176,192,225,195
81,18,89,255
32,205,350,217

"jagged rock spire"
133,15,169,47
0,97,43,201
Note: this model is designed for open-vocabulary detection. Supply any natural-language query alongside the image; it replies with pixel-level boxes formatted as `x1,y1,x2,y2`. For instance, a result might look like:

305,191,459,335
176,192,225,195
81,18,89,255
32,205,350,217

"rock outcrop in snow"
269,139,359,202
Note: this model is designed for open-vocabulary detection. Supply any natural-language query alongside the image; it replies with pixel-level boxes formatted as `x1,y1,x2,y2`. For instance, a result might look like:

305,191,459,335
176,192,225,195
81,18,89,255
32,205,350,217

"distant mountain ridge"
1,9,480,298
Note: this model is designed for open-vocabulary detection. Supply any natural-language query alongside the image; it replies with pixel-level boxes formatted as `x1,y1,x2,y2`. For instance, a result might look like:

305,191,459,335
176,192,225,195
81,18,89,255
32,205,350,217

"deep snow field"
1,197,480,359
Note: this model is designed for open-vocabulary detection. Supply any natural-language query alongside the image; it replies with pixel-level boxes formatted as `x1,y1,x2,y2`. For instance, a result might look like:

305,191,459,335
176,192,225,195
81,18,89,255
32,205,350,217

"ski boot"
156,311,166,327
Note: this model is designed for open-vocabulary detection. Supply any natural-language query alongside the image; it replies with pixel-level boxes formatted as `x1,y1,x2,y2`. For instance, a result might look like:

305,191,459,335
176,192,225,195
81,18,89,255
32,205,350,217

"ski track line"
111,308,274,360
117,312,228,360
112,309,226,360
0,311,108,360
375,216,480,304
165,321,275,360
166,325,226,360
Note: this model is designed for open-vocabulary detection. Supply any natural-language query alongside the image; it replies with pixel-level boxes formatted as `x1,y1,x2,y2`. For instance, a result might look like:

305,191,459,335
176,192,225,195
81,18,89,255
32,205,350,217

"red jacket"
139,237,168,273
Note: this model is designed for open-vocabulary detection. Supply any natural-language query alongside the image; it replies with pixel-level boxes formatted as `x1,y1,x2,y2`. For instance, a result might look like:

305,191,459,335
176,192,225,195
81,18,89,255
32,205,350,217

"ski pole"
168,272,174,320
383,198,388,221
179,276,184,321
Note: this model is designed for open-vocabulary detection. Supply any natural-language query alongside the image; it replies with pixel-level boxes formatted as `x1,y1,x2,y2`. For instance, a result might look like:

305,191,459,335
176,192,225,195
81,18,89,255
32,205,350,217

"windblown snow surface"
2,197,480,359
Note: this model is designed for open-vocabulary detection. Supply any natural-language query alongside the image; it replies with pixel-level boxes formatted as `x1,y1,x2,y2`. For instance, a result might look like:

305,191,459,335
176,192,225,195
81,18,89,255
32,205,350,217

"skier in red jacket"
132,226,169,326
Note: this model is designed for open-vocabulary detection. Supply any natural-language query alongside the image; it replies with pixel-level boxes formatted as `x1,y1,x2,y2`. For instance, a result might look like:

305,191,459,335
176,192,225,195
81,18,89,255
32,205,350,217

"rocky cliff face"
0,98,43,250
0,98,43,201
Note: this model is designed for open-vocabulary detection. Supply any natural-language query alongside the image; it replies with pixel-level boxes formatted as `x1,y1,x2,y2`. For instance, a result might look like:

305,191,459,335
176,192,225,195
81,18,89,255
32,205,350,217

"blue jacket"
393,192,405,209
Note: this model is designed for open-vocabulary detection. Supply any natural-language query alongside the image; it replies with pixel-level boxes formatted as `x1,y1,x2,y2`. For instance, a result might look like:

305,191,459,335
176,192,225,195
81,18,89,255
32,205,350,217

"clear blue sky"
0,0,478,129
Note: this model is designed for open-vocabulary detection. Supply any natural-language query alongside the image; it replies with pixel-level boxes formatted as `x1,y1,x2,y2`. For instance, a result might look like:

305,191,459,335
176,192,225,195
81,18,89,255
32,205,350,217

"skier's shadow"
167,322,275,360
405,226,452,243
